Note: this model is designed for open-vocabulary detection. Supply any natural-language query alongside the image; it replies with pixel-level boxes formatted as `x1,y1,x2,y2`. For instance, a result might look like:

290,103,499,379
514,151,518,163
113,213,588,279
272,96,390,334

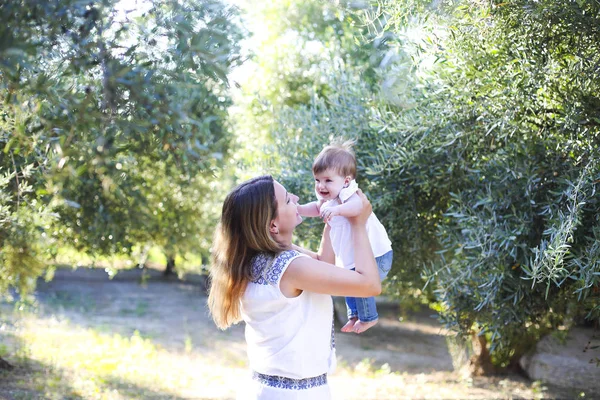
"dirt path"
1,267,580,399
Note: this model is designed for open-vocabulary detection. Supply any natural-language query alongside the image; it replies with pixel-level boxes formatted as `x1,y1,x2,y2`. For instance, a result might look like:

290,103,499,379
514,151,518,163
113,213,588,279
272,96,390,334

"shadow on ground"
33,267,452,375
0,356,196,400
0,266,589,399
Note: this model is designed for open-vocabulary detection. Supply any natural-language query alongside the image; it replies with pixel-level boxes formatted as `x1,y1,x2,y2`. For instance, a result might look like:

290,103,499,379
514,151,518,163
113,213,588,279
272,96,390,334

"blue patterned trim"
252,371,327,390
250,250,300,285
331,309,336,350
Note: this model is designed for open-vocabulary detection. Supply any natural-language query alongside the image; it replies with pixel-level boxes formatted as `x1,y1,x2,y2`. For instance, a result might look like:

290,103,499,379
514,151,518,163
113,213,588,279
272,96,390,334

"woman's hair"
312,139,357,179
208,175,286,329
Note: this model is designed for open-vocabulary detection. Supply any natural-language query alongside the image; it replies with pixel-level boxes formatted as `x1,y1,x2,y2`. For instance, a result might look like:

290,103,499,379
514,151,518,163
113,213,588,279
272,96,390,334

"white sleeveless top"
241,250,336,379
324,180,392,269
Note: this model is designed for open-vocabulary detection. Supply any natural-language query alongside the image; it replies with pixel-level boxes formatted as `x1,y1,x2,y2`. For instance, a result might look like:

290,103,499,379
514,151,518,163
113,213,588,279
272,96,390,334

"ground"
0,267,585,399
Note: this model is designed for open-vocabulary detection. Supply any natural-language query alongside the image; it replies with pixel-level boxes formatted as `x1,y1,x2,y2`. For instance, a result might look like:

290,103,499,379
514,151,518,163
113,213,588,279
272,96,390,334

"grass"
1,309,558,400
0,265,586,400
119,301,150,318
45,290,97,313
0,343,9,358
0,311,246,399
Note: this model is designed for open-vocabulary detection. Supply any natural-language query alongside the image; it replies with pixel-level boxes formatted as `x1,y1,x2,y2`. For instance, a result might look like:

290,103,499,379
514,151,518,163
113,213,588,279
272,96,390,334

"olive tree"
0,0,242,310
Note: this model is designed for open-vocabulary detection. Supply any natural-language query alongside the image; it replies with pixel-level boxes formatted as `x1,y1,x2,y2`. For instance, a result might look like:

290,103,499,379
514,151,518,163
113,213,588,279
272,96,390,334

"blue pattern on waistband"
252,371,327,390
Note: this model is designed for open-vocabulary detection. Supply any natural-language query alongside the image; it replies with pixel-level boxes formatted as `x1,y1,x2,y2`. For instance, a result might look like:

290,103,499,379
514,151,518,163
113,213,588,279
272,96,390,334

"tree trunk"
468,332,495,376
0,356,13,370
164,256,175,277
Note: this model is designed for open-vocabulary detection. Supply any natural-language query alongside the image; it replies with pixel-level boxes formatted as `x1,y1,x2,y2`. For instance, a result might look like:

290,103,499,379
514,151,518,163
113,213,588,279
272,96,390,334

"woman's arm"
281,190,380,298
291,224,335,264
316,223,335,265
291,244,317,259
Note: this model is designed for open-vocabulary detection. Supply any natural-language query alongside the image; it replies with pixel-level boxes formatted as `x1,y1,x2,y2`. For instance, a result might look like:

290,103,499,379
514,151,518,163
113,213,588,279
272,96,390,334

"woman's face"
272,180,302,235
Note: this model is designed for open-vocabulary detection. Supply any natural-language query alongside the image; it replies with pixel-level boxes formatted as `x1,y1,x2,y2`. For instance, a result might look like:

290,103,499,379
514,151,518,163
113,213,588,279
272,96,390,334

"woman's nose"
292,194,299,203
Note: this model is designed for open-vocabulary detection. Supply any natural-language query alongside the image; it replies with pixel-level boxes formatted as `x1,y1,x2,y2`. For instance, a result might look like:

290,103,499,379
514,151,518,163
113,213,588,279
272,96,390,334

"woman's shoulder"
250,250,306,285
273,249,305,271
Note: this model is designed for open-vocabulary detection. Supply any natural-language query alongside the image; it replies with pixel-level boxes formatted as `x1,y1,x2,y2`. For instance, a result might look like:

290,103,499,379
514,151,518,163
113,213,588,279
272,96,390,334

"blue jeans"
345,250,393,322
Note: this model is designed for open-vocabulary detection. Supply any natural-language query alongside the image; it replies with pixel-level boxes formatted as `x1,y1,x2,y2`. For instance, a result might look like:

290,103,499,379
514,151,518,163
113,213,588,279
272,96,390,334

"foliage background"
231,0,600,367
1,0,242,296
1,0,599,370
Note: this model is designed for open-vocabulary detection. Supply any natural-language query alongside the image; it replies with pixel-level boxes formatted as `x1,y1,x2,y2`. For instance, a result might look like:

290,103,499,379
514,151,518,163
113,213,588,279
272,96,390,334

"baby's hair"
312,138,357,179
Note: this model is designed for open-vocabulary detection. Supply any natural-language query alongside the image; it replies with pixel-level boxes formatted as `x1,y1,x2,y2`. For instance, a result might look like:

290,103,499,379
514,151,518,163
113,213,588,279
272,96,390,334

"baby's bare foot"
353,319,378,334
341,318,357,333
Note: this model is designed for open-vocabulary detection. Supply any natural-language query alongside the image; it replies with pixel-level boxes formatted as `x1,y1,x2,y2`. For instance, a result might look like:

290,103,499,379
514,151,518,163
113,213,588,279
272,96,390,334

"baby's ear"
344,176,352,186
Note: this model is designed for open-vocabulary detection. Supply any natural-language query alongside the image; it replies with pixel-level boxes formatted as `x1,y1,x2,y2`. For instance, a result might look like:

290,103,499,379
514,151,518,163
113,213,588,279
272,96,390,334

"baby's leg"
342,296,358,332
353,296,378,334
353,251,394,333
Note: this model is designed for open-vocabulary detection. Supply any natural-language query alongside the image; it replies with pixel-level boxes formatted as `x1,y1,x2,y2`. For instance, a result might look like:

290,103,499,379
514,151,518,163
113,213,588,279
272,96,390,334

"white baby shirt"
324,180,392,269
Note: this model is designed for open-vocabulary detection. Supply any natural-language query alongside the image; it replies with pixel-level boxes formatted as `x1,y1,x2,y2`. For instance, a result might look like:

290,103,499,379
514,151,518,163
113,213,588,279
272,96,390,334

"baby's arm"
320,193,363,221
297,200,324,217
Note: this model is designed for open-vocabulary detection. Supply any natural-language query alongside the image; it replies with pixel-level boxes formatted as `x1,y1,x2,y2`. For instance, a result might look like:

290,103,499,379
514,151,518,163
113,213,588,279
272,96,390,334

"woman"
208,175,380,399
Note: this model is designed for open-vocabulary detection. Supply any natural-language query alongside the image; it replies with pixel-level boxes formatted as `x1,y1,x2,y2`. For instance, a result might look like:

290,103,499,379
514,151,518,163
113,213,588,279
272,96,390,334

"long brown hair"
208,175,287,329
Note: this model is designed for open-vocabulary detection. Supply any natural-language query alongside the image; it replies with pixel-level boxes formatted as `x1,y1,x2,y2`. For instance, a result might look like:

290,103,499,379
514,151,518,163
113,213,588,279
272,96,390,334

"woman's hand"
347,190,371,226
281,190,379,298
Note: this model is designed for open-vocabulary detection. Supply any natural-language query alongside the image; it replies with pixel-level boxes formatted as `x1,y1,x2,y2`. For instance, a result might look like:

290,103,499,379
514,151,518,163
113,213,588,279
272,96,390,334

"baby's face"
313,169,348,201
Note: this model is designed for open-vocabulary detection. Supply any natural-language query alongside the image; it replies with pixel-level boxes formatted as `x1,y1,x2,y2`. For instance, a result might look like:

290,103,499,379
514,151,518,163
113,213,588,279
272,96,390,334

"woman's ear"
269,221,279,235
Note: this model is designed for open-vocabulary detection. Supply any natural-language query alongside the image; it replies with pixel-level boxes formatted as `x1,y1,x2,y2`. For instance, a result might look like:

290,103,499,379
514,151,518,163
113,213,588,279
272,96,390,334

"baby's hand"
320,205,340,223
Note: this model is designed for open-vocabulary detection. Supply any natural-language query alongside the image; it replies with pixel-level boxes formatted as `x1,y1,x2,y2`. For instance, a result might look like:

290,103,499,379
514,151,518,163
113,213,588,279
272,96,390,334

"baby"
297,140,393,333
